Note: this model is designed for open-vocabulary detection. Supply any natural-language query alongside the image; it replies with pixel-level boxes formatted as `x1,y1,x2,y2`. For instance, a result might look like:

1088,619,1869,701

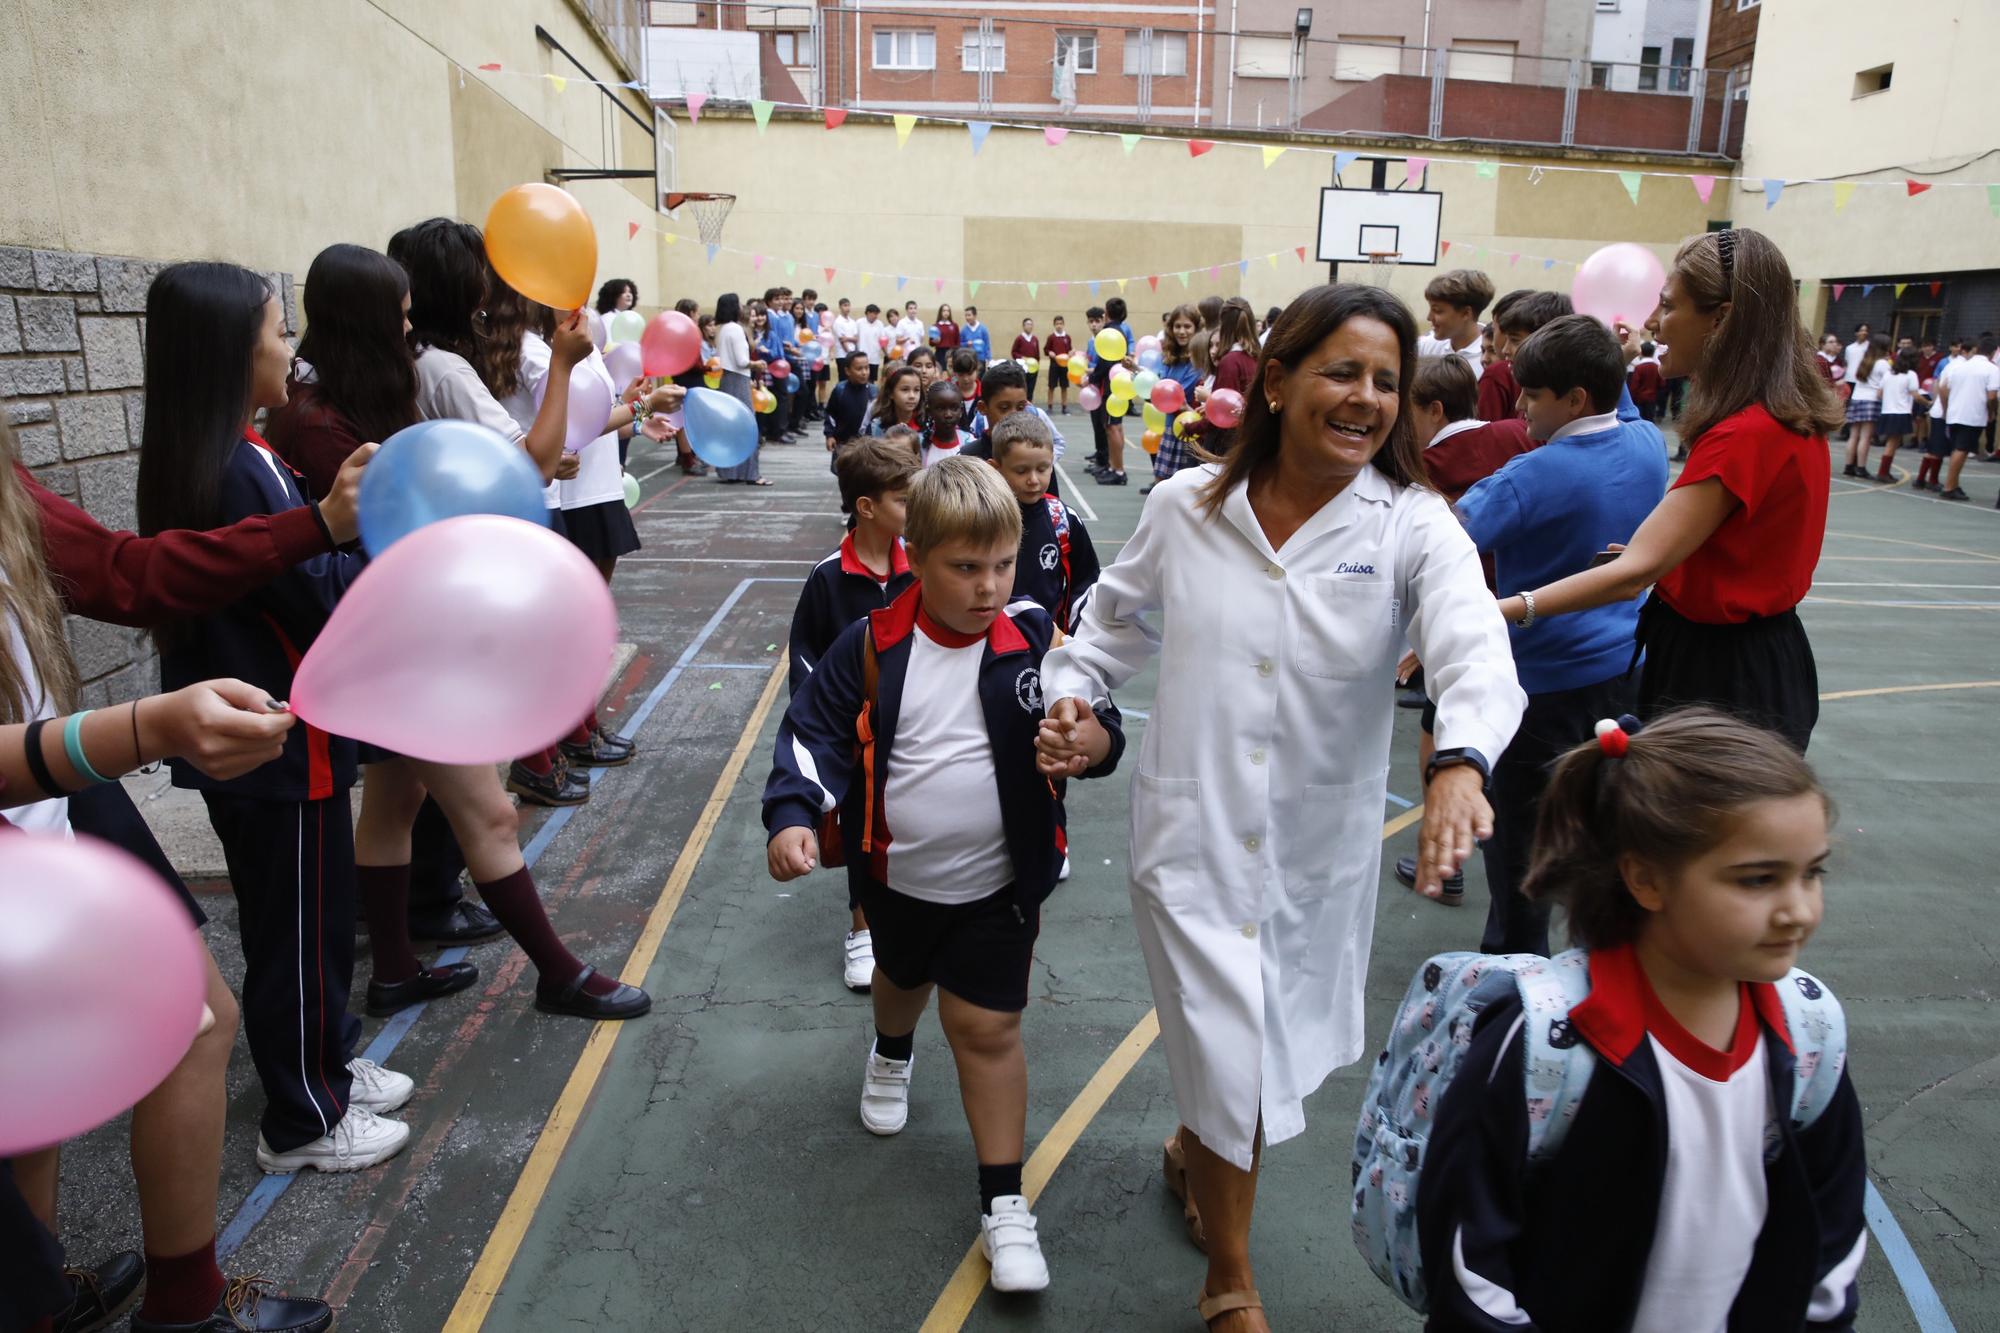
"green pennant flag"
1475,161,1499,179
1027,282,1039,299
1618,171,1642,205
784,261,796,277
1120,133,1141,156
968,281,981,297
751,99,774,132
1989,184,2000,217
1175,271,1189,287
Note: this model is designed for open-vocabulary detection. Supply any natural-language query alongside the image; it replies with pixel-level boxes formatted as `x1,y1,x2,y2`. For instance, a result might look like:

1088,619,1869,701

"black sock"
979,1162,1024,1213
874,1028,914,1062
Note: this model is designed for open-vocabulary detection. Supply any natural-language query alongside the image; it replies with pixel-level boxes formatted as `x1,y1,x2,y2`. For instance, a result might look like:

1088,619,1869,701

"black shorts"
1924,420,1954,457
1947,422,1985,455
855,879,1038,1011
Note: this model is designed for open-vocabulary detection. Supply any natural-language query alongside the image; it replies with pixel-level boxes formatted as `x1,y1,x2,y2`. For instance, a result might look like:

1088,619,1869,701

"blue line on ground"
1864,1179,1957,1332
219,577,799,1259
1384,791,1414,809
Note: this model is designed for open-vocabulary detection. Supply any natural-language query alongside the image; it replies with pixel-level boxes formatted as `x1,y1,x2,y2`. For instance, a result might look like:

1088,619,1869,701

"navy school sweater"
1013,495,1100,633
787,532,915,697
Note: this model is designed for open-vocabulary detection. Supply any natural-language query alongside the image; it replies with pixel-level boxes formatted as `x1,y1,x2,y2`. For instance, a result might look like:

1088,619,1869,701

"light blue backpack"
1350,948,1847,1313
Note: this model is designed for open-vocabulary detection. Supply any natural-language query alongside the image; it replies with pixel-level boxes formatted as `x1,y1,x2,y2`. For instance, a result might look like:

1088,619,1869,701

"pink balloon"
1204,388,1246,429
641,310,702,377
770,359,791,381
1151,379,1187,415
1571,242,1667,331
1078,385,1104,411
0,835,206,1154
291,515,617,764
603,340,643,388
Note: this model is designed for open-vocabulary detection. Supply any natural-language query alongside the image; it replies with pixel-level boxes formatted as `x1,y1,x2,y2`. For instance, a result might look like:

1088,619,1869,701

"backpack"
813,630,880,871
1042,496,1074,627
1349,948,1848,1314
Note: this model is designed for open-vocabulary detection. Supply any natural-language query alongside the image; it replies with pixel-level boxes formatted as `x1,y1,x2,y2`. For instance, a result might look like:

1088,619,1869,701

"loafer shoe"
130,1276,333,1333
53,1251,143,1333
534,965,651,1020
1394,854,1464,904
561,730,635,768
507,760,589,807
365,962,479,1017
408,900,504,945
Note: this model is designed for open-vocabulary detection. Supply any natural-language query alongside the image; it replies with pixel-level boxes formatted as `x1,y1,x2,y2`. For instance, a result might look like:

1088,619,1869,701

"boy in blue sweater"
765,458,1123,1295
985,411,1100,630
1454,314,1667,955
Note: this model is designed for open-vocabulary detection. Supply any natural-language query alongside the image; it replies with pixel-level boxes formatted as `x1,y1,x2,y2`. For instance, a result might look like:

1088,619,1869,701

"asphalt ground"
46,414,2000,1332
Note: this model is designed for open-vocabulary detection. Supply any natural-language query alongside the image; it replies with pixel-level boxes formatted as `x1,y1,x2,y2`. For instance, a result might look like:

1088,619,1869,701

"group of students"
1820,321,2000,503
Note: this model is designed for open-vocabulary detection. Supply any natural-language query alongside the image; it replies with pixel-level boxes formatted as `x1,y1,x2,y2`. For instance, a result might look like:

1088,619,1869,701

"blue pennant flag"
1762,178,1785,210
1238,259,1250,275
705,243,719,264
1862,284,1877,296
1542,258,1555,270
896,274,908,291
1335,151,1359,178
967,121,994,154
1088,280,1101,297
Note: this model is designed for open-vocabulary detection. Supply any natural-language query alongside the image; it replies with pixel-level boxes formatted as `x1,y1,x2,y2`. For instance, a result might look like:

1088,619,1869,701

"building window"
1122,30,1188,77
1736,0,1759,9
872,28,935,70
961,28,1005,72
1235,34,1293,79
1590,63,1610,89
1332,35,1402,82
649,1,698,24
1853,63,1893,97
1054,31,1097,75
1668,37,1693,91
1638,45,1661,90
1448,39,1517,84
772,31,807,65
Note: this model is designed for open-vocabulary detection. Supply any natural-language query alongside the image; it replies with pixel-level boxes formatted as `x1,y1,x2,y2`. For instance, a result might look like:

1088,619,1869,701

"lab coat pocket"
1294,578,1398,680
1129,771,1202,908
1286,778,1385,902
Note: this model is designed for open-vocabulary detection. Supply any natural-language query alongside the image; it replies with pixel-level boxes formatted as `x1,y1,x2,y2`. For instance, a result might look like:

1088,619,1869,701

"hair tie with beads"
1594,714,1643,757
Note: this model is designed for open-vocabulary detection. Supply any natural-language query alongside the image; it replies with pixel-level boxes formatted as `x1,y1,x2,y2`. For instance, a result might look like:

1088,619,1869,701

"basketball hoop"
1364,251,1402,290
662,191,737,246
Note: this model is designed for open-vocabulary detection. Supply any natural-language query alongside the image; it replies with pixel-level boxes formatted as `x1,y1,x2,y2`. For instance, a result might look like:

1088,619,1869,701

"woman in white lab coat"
1038,284,1524,1331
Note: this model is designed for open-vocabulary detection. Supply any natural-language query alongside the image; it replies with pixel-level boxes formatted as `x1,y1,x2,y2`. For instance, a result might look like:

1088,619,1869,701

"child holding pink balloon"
1147,304,1205,490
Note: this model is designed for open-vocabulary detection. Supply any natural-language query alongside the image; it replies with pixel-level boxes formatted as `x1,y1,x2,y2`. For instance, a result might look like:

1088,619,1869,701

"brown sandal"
1197,1286,1263,1327
1162,1134,1208,1253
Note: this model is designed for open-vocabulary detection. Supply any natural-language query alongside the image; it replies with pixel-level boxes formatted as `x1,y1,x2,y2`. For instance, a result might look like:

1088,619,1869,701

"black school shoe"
506,758,590,807
366,961,481,1017
129,1276,332,1333
561,728,636,768
534,965,652,1020
52,1252,143,1333
1940,487,1971,501
1095,470,1128,486
409,899,505,945
1393,855,1464,905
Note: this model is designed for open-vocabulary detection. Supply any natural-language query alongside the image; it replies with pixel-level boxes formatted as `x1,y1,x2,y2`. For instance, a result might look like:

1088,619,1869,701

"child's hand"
555,453,582,481
152,680,298,781
1036,697,1106,777
551,310,593,369
643,383,685,415
767,826,819,881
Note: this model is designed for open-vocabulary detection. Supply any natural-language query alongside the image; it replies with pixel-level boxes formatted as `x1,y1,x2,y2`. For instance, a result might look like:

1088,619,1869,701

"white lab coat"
1041,462,1524,1170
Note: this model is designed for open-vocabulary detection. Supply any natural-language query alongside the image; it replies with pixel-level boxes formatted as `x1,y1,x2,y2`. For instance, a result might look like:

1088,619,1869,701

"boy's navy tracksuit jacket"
787,533,916,697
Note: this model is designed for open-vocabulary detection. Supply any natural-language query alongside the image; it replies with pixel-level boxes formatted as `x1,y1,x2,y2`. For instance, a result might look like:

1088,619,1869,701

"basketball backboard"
1316,189,1443,267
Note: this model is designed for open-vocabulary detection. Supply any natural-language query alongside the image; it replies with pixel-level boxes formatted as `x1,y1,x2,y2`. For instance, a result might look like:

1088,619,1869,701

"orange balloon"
1141,428,1163,455
484,184,597,310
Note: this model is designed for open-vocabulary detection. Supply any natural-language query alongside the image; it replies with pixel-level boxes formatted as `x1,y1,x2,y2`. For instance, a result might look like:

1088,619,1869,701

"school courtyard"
39,412,1990,1332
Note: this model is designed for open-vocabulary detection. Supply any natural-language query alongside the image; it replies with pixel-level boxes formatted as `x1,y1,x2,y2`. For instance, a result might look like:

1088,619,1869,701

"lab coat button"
1241,923,1258,939
1256,659,1274,677
1250,749,1267,765
1244,836,1261,852
1265,564,1284,581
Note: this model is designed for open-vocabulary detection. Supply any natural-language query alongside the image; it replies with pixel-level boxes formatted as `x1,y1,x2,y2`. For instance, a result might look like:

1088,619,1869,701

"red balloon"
1150,379,1187,415
640,311,702,377
1205,388,1246,430
770,360,791,380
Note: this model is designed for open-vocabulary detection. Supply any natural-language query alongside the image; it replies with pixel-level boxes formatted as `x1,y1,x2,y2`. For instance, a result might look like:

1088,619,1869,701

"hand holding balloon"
139,680,298,781
555,452,581,481
550,308,593,369
316,441,379,547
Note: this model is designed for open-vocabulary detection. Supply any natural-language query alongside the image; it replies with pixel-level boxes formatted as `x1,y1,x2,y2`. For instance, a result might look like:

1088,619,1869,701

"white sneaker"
255,1104,411,1174
859,1044,912,1136
346,1057,413,1114
1058,855,1071,882
980,1195,1051,1292
843,930,876,992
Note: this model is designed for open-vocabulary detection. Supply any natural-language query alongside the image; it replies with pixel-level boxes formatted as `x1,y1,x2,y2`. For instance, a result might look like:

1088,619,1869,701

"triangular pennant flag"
895,275,908,291
1265,253,1279,270
1892,284,1907,298
968,281,981,297
752,254,765,271
1989,184,2000,217
1057,281,1069,297
1237,260,1249,276
547,74,568,93
1906,179,1932,197
1403,156,1429,186
1474,161,1498,179
1208,265,1219,280
859,272,872,287
685,93,707,123
785,261,796,277
824,108,847,130
1690,174,1717,203
1335,151,1359,177
1027,282,1039,299
1508,252,1521,266
1294,245,1307,263
893,114,916,148
1618,171,1642,205
1262,145,1287,169
1189,139,1216,158
1089,280,1101,296
705,244,718,264
934,278,944,292
1832,182,1856,212
824,266,837,282
1762,178,1785,210
1116,278,1128,293
1831,284,1846,301
751,100,774,131
1929,281,1942,297
1120,133,1141,156
1043,125,1068,146
478,62,502,71
1862,285,1877,297
1542,258,1555,271
662,232,677,246
1440,240,1451,256
627,221,640,240
967,120,994,154
1176,271,1189,287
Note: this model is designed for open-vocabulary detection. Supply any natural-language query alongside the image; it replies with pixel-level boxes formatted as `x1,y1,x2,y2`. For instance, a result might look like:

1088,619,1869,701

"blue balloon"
1138,348,1166,373
682,387,759,469
357,419,549,556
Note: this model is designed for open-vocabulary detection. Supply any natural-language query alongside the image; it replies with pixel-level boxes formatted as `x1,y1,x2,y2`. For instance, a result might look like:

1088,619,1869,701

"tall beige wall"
667,112,1724,335
1,0,667,307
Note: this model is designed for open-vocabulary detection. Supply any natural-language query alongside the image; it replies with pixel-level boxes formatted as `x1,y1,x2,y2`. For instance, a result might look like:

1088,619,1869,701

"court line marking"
618,556,821,565
1810,582,2000,590
1052,459,1098,522
916,804,1424,1331
441,660,790,1332
218,578,799,1259
1865,1180,1959,1333
1825,531,2000,563
1818,680,2000,702
1817,557,1996,564
1805,598,2000,611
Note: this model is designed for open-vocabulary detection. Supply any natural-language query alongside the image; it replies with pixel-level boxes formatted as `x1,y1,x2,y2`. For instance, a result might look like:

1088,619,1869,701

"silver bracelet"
1519,590,1538,628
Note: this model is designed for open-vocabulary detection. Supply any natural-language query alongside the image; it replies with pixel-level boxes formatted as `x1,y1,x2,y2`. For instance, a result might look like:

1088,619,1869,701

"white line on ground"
1053,459,1098,522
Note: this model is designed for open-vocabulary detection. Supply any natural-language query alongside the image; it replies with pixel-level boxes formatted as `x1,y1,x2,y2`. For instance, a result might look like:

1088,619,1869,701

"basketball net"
1364,251,1402,292
662,192,737,247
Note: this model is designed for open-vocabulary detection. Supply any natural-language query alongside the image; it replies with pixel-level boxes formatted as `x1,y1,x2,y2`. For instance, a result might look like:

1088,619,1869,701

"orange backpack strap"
857,629,881,854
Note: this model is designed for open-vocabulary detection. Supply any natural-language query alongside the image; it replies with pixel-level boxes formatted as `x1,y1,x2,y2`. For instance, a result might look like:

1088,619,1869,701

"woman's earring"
1268,400,1281,413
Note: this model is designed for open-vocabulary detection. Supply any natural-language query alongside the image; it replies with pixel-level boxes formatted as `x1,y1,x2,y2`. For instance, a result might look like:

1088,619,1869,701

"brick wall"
1705,0,1757,72
1,246,296,707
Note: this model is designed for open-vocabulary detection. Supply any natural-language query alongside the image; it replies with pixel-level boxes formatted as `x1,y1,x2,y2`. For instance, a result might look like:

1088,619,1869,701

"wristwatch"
1424,747,1492,790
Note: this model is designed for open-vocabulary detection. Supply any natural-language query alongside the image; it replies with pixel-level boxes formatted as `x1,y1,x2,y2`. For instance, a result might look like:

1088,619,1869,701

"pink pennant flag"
478,62,502,71
685,93,708,123
1188,139,1216,158
1831,284,1847,301
1208,265,1219,280
1689,174,1717,203
934,278,945,292
1043,126,1068,146
1057,281,1069,297
1294,246,1306,263
1440,240,1452,256
825,108,848,130
752,254,765,270
1403,156,1429,186
823,267,837,282
627,222,640,240
1508,252,1521,266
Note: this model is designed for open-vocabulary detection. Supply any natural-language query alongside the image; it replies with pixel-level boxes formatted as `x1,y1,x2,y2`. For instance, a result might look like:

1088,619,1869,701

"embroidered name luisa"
1333,561,1378,575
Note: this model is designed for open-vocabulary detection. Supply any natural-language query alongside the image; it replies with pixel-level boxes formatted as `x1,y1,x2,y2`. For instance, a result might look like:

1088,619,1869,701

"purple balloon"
539,352,616,453
290,515,618,764
603,340,644,388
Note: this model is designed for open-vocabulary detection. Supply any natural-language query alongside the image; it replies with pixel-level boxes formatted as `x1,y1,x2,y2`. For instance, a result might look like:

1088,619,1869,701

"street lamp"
1289,8,1313,126
1295,8,1312,35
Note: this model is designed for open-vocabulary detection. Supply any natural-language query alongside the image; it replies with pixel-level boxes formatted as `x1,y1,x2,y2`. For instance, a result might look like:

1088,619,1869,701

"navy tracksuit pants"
201,792,360,1152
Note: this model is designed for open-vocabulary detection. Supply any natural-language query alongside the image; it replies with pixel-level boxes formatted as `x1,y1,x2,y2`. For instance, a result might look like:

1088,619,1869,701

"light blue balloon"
1138,348,1166,373
682,387,759,468
357,419,549,556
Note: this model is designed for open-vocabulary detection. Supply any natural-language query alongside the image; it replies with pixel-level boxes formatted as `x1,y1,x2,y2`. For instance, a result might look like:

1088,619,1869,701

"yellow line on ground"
1820,679,2000,701
916,803,1425,1332
442,662,789,1333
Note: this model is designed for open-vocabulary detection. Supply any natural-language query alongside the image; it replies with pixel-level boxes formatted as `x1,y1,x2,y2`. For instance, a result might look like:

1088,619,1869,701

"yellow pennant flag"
1832,182,1857,212
860,272,873,287
1894,283,1908,297
1261,145,1286,169
894,114,917,148
662,232,677,245
547,74,568,93
1115,278,1128,293
1265,252,1279,270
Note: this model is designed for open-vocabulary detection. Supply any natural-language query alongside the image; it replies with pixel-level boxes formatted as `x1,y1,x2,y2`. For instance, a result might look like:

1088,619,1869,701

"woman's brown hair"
1672,228,1843,446
0,422,80,723
1523,708,1830,950
1161,303,1201,364
1197,284,1425,515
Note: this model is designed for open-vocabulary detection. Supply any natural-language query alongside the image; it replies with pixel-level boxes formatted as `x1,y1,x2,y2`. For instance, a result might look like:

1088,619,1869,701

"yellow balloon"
484,183,597,310
703,370,722,389
1176,409,1203,434
1109,365,1133,386
1142,403,1167,432
1094,328,1128,362
1107,395,1130,419
1068,360,1087,385
1022,358,1040,375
